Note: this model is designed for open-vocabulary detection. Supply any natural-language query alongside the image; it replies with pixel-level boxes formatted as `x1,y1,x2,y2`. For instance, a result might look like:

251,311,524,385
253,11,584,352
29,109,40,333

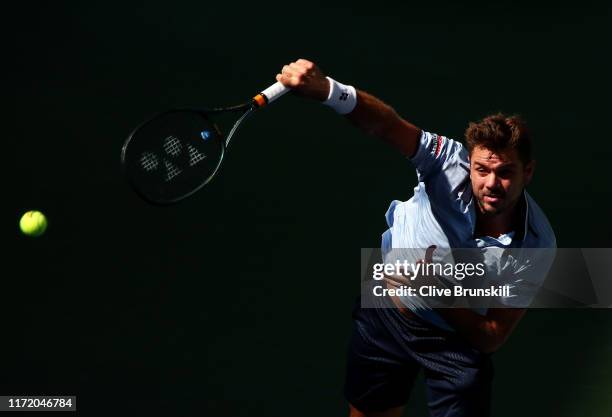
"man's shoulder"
412,131,470,176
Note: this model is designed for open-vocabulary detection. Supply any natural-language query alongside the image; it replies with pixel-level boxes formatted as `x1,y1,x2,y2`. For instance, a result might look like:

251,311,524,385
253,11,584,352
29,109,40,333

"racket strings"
163,136,183,157
188,143,206,166
163,159,182,181
123,109,231,204
140,152,159,172
136,135,211,183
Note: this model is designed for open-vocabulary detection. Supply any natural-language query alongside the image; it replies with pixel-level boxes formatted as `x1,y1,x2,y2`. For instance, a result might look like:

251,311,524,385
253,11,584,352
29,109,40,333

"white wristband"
323,76,357,115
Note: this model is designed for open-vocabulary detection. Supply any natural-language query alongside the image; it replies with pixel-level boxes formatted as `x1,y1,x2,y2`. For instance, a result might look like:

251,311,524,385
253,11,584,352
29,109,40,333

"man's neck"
474,197,524,239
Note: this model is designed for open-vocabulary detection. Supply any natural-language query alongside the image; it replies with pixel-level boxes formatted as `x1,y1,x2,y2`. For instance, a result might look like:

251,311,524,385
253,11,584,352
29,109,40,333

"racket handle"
253,82,290,107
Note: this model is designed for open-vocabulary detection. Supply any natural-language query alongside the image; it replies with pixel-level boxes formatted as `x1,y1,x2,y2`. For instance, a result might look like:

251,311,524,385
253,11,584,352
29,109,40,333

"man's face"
470,146,535,215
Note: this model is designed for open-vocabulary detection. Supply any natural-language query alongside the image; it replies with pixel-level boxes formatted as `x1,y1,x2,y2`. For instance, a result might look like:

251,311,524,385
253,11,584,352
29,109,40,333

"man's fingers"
289,62,307,75
276,72,292,87
276,58,328,101
415,245,437,266
279,65,301,87
296,58,315,69
383,272,412,286
425,245,437,263
281,65,294,79
287,62,310,86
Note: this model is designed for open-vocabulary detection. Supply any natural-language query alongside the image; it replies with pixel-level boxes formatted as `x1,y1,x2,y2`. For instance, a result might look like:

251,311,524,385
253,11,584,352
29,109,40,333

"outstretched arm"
276,58,421,158
435,307,527,354
386,268,527,354
383,246,528,354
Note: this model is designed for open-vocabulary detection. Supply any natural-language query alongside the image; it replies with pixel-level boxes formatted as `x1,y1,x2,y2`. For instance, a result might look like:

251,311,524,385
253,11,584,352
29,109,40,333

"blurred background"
6,1,612,416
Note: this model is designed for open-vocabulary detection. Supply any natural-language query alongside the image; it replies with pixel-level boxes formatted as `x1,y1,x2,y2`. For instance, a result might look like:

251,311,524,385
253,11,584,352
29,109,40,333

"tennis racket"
121,81,289,205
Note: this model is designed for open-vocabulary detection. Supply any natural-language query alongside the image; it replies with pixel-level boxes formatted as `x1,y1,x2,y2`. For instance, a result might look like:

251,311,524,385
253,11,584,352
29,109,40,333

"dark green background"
7,1,612,416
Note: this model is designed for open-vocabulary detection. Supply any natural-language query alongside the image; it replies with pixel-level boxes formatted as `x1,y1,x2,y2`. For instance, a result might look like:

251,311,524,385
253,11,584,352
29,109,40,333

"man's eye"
476,167,486,173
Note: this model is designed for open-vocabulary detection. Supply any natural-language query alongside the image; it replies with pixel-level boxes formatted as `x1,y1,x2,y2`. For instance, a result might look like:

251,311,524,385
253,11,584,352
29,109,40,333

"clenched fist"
276,59,330,102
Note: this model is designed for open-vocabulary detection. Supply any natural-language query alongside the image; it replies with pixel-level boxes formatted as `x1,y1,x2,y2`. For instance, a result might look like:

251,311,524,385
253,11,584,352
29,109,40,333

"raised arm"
276,59,422,158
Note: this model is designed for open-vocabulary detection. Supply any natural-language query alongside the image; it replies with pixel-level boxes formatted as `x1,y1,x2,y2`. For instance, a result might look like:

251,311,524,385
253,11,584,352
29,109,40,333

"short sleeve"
409,131,471,217
410,130,468,181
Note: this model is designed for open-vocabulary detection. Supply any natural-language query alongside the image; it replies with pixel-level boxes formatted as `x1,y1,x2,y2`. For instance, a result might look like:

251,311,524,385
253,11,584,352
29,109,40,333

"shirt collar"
519,190,529,241
470,190,530,244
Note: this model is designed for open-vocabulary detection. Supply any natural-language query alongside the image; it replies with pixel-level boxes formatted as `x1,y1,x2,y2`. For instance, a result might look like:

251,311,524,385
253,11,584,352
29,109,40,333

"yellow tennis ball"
19,210,48,237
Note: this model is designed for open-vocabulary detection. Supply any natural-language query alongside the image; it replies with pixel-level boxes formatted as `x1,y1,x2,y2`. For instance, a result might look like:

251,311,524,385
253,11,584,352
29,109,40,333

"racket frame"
121,81,289,205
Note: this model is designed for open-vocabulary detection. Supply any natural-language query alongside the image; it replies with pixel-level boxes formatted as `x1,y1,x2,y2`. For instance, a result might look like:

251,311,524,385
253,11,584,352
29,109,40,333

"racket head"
121,109,229,205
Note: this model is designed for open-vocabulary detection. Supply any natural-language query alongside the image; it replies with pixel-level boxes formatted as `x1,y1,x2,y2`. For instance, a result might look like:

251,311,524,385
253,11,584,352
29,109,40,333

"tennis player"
275,59,556,417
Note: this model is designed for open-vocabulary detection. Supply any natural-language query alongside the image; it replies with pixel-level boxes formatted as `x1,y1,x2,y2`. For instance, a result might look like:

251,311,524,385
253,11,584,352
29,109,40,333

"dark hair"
465,113,532,164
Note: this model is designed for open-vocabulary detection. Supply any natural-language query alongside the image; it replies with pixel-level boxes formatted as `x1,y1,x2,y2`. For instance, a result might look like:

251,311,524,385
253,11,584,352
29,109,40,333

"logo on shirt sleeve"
433,135,444,157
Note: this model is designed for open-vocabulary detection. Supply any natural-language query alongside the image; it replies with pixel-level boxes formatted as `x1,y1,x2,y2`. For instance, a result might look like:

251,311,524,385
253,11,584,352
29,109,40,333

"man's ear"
524,160,536,185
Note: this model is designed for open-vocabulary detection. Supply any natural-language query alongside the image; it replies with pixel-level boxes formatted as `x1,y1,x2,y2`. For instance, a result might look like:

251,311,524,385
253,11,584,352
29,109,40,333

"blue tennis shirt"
381,130,556,330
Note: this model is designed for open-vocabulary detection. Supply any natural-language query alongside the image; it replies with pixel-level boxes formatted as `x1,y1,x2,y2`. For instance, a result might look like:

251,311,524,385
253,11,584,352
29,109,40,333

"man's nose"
485,173,500,189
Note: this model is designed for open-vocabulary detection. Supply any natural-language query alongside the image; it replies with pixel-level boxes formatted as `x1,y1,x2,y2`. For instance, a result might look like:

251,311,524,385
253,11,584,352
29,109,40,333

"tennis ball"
19,210,48,237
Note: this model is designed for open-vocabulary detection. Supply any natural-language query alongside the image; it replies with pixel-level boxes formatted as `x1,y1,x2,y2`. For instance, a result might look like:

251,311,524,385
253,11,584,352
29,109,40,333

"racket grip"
253,82,290,107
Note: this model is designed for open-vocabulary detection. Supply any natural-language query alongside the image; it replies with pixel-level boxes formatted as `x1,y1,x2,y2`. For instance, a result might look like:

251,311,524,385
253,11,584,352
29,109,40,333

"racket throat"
252,93,268,108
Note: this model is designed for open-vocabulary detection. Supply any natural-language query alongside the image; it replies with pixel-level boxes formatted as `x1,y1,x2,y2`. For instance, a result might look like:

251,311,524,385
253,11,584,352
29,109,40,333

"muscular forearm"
345,91,421,157
275,59,421,158
434,308,525,354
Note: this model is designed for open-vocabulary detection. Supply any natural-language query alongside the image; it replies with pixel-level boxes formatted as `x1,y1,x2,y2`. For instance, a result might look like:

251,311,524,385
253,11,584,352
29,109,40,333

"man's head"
465,113,535,216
